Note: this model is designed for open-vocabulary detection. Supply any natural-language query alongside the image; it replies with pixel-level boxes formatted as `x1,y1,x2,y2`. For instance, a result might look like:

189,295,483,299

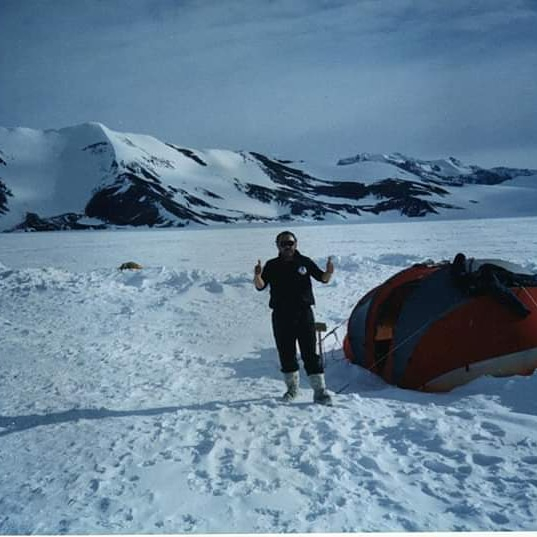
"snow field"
1,218,537,532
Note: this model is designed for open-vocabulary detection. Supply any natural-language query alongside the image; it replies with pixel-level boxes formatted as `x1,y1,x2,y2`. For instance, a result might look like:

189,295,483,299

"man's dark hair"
275,230,297,244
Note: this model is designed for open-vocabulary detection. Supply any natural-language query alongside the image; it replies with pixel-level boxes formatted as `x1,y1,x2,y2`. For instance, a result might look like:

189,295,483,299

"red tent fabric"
343,257,537,392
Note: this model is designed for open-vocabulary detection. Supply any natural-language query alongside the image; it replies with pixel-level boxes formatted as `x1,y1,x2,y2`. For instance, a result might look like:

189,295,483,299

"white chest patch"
297,265,308,276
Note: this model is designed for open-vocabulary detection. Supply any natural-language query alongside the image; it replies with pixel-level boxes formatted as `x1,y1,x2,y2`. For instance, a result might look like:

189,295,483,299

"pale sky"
1,0,536,168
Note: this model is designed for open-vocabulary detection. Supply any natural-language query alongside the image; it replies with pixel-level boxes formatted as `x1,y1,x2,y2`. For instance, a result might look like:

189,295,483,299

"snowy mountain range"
0,122,536,232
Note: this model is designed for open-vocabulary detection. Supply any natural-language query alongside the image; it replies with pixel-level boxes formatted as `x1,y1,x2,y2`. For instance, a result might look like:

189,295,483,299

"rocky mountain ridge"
0,123,535,232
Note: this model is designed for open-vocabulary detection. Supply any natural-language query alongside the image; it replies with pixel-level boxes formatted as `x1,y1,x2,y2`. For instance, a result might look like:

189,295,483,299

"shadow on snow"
0,398,275,438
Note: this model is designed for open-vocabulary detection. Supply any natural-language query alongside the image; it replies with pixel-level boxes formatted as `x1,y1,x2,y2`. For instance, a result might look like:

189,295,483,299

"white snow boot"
308,373,333,406
282,371,300,402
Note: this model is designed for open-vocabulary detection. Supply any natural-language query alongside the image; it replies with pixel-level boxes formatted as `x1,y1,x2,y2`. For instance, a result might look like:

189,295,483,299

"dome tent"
343,254,537,392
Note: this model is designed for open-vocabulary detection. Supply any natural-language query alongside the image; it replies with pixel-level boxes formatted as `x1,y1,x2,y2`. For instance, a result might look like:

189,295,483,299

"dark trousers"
271,306,323,375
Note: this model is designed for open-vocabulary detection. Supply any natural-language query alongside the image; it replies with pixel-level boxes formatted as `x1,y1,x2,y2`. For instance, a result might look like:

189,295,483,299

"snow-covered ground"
1,217,537,533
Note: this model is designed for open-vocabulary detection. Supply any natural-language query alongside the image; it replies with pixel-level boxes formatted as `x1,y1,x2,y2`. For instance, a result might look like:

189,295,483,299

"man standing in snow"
254,231,334,405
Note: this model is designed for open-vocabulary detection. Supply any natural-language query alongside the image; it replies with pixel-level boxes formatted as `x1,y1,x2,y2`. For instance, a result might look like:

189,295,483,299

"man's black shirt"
259,251,324,310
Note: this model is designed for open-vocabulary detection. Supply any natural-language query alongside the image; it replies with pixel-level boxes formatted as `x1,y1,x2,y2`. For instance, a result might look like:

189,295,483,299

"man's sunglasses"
279,240,295,247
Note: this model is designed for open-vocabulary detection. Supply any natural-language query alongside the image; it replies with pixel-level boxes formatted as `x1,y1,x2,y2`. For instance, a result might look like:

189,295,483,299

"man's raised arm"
254,259,266,290
322,256,334,283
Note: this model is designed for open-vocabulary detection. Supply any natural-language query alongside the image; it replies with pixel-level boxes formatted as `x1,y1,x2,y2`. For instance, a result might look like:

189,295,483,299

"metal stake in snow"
315,322,327,367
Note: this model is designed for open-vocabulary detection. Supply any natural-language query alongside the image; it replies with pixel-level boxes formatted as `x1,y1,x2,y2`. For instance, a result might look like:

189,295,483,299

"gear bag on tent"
450,252,535,317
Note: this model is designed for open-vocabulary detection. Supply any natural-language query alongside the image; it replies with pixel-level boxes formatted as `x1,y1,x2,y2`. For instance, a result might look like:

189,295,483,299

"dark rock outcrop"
10,212,106,232
0,180,12,215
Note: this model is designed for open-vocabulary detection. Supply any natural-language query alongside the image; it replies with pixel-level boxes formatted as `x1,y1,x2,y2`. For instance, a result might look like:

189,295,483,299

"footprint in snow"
357,455,385,473
437,447,467,463
423,459,457,475
444,409,474,420
480,421,506,438
298,460,318,477
57,519,71,534
472,453,504,466
487,511,510,525
471,433,491,442
455,465,473,478
420,482,451,503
